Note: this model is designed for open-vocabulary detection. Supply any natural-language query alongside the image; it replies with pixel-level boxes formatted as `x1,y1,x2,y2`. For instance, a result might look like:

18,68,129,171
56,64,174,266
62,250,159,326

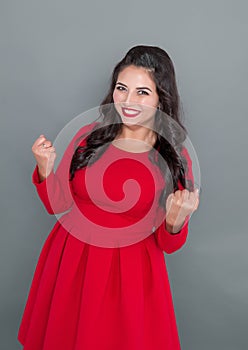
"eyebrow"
116,82,152,92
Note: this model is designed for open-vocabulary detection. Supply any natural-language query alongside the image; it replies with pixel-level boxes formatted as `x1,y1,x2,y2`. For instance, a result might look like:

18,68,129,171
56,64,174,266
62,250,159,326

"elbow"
43,205,56,215
47,209,56,215
44,203,72,215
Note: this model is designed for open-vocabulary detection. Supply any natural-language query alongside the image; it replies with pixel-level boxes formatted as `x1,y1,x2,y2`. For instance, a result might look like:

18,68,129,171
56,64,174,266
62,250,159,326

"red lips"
121,107,141,118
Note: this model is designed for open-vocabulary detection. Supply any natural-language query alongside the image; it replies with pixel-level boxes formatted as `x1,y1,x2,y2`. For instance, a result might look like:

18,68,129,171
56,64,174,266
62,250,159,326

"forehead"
117,65,155,87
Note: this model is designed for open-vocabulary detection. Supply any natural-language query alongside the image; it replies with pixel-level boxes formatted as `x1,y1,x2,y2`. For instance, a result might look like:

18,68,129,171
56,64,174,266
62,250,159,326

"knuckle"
175,199,181,206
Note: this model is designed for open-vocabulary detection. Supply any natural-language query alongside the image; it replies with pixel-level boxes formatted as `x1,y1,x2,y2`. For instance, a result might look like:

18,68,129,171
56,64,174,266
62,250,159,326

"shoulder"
180,145,192,165
72,121,100,148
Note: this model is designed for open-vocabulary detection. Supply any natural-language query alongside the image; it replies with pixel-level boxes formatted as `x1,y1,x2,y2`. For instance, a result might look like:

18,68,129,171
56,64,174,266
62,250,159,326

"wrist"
165,217,186,234
37,166,47,182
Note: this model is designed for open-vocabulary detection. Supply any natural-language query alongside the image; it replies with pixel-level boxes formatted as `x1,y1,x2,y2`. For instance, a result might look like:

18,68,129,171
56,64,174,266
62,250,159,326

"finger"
48,146,56,153
190,194,199,211
193,188,200,206
166,193,174,211
40,145,56,154
166,193,174,204
194,196,200,210
34,135,47,148
194,188,200,197
174,190,181,198
181,189,190,200
189,190,197,200
40,140,52,148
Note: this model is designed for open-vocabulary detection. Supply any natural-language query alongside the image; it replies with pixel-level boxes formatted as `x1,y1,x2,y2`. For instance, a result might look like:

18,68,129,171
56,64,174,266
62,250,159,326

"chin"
121,117,141,126
123,116,155,128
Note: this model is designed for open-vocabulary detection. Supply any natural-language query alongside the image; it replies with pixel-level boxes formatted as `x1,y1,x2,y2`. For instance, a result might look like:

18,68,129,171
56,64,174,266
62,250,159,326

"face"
112,65,160,127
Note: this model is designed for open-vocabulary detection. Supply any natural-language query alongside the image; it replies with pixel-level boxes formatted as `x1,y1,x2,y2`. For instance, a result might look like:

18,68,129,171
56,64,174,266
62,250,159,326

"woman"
18,45,199,349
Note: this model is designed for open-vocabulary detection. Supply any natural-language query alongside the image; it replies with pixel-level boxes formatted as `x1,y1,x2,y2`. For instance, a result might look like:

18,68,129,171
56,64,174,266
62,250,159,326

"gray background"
1,0,247,349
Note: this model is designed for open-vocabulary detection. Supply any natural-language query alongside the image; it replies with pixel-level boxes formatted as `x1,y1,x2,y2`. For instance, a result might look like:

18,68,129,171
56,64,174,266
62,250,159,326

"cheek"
149,96,159,108
113,90,124,103
113,91,122,115
141,96,158,109
113,90,122,103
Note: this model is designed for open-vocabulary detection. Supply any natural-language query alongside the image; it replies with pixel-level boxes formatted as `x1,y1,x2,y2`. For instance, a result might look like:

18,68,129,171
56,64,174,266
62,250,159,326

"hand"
31,135,57,180
165,188,200,233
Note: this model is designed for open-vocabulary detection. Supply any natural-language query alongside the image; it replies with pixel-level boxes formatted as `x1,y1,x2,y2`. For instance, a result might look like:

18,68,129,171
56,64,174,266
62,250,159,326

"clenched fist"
32,135,57,181
165,188,200,234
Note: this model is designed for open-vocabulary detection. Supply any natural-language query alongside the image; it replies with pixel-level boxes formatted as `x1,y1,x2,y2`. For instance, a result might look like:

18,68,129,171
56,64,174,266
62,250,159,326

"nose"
123,90,138,105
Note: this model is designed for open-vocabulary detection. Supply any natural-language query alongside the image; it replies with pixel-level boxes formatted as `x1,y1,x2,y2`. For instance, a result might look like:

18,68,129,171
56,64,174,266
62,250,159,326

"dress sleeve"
154,146,194,254
31,122,97,215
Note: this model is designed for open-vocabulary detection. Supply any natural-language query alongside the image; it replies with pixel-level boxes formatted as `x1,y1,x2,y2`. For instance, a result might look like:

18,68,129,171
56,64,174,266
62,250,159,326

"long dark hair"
69,45,193,207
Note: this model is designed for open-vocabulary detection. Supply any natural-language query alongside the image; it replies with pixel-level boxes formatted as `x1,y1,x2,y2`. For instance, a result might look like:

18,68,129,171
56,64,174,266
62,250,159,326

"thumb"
47,150,57,166
194,188,199,195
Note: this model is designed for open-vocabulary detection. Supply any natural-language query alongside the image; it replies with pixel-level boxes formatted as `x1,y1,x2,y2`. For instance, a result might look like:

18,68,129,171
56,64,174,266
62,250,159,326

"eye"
116,85,126,91
138,90,149,96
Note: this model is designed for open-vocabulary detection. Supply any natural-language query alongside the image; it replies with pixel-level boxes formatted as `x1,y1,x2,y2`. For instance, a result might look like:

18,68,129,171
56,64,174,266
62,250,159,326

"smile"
121,107,141,118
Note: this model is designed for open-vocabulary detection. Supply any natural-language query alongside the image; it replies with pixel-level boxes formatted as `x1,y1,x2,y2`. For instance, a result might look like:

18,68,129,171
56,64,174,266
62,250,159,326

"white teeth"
123,108,140,115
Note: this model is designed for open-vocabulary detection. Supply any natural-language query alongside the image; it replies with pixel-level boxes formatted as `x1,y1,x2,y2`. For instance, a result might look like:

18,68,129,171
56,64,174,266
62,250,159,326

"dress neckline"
110,142,152,154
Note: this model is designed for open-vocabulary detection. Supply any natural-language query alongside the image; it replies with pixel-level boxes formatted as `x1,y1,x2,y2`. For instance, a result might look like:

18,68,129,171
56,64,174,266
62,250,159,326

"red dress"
18,122,193,350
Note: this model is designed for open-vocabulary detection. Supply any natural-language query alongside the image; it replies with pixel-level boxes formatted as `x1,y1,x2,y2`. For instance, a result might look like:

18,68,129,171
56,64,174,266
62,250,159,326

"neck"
114,123,157,151
118,124,156,143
